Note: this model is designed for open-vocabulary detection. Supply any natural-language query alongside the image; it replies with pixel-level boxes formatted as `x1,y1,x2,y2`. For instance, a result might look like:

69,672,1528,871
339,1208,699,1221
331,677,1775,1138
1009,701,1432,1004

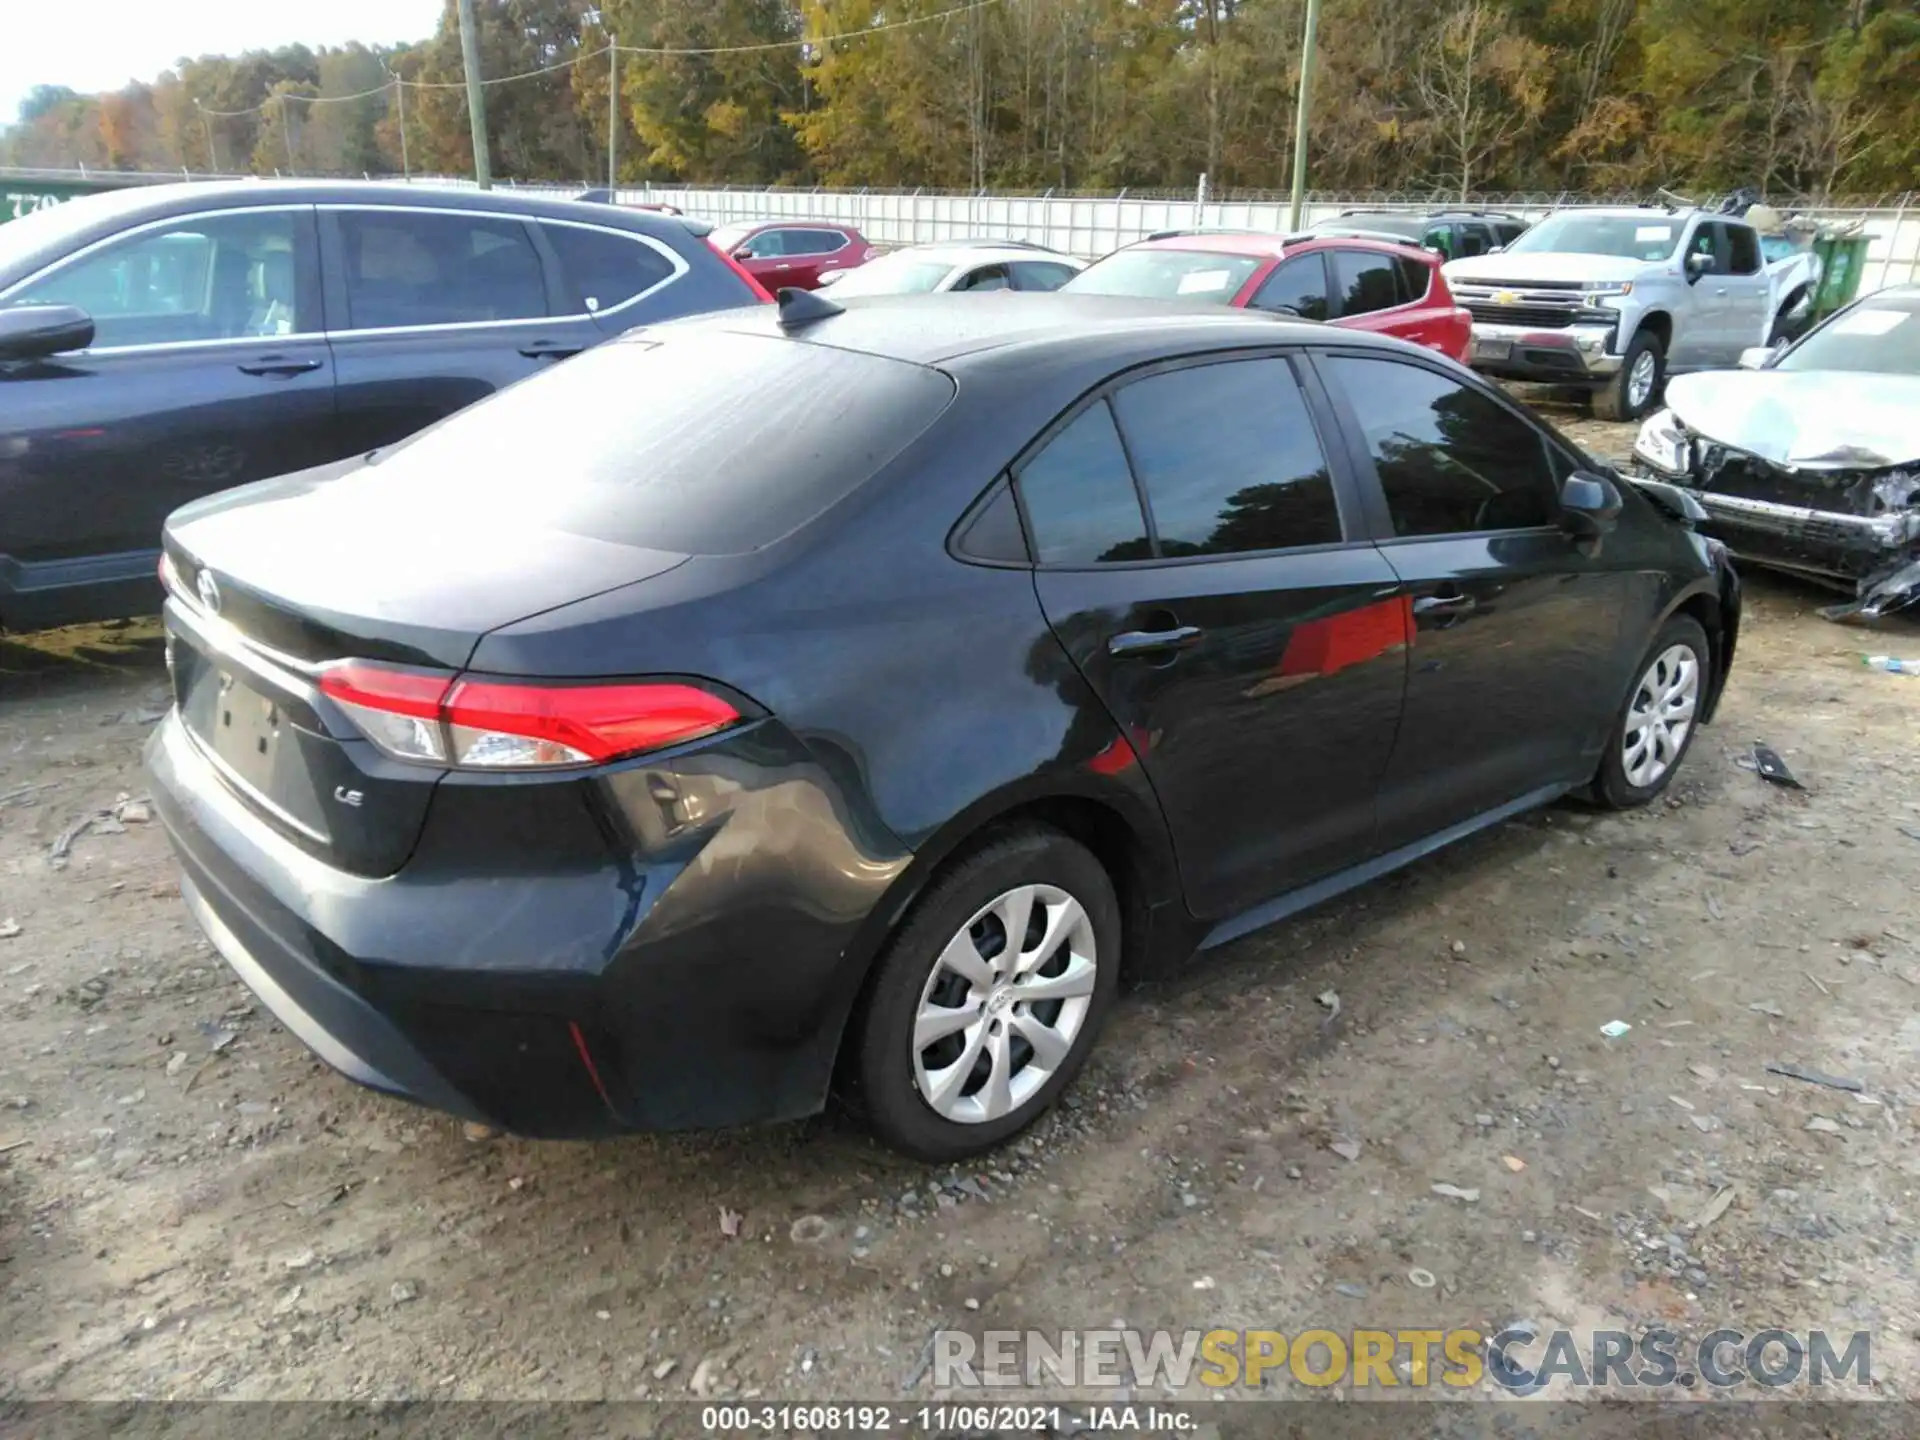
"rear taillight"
709,240,774,303
317,662,742,770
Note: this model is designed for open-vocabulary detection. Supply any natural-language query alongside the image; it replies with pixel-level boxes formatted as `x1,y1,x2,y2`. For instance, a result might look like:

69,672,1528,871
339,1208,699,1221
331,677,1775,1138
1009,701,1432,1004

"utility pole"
607,36,618,193
387,68,411,180
456,0,493,189
198,102,219,174
282,93,297,174
1287,0,1323,231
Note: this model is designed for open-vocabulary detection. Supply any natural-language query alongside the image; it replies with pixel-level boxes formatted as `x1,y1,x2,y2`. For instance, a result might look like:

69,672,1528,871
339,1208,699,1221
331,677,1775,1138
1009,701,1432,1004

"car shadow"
0,617,168,703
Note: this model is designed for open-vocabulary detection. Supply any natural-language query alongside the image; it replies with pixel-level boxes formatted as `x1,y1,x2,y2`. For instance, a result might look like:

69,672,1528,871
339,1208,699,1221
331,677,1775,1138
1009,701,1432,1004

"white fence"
607,184,1920,293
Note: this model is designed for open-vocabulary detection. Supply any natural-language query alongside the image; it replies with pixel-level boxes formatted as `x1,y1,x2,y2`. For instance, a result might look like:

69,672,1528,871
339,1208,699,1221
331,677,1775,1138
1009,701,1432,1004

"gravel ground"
2,414,1916,1428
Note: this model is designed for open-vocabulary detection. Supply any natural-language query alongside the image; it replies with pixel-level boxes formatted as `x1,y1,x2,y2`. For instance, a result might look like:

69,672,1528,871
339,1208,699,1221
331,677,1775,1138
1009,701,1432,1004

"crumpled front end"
1633,406,1920,624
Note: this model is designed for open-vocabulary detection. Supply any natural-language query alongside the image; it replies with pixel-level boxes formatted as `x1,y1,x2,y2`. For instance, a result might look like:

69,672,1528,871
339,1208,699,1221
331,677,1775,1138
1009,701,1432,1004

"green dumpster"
1809,231,1872,318
0,174,137,226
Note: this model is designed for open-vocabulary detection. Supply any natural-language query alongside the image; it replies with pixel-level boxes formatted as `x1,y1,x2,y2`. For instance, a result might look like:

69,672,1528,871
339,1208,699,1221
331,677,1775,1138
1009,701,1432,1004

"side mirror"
815,269,845,288
1560,471,1622,538
1737,346,1774,370
732,248,754,263
0,304,93,362
1685,252,1712,282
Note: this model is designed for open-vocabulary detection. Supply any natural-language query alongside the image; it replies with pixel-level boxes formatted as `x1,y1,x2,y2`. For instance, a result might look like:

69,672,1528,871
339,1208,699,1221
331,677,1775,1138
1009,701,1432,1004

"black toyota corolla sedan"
146,293,1739,1161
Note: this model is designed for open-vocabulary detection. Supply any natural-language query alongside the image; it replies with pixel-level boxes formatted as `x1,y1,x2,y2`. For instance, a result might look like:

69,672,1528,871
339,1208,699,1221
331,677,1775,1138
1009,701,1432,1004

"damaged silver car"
1632,284,1920,622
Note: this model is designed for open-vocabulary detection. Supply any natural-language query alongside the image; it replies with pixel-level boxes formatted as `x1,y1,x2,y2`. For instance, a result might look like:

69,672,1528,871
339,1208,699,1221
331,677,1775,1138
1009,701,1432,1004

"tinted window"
349,332,954,554
1456,223,1494,257
1686,223,1724,275
1326,356,1558,537
7,209,302,348
1249,255,1328,320
1111,359,1341,556
1011,261,1077,291
781,228,849,256
1015,401,1152,565
953,481,1029,563
542,223,674,314
1332,250,1402,316
1725,224,1761,276
953,263,1011,292
1395,256,1430,303
1065,248,1262,301
1421,225,1454,258
1495,222,1527,246
338,210,545,329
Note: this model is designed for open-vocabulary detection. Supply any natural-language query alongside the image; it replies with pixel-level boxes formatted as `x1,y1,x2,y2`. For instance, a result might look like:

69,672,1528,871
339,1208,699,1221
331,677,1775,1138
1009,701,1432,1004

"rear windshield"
359,330,955,554
1065,248,1262,301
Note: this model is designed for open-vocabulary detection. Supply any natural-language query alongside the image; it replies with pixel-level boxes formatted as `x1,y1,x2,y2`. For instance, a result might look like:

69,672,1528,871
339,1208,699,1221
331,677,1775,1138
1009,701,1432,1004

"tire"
849,826,1121,1162
1587,615,1711,809
1591,328,1665,422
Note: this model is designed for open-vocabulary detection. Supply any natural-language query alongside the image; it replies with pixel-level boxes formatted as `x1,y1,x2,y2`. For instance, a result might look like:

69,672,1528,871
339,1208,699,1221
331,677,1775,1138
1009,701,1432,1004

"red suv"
709,221,879,292
1064,230,1471,362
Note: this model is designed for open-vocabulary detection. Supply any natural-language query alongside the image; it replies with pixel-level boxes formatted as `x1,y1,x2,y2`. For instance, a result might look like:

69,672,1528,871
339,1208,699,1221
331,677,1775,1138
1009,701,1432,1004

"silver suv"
1444,208,1814,420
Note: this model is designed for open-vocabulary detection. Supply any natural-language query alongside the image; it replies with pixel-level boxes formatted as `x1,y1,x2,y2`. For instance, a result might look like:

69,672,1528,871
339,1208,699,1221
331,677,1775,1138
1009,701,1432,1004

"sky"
1,0,446,125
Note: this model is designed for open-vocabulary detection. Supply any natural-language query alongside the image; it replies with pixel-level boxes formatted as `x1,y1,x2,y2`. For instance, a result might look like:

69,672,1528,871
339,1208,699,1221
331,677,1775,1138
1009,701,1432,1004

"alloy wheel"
1622,643,1699,788
910,883,1097,1124
1626,348,1658,411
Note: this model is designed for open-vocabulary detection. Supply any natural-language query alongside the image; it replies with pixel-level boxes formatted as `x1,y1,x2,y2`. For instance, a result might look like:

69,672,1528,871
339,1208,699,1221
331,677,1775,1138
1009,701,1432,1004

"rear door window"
1109,357,1342,555
1014,401,1153,565
1249,254,1329,320
1394,256,1431,303
1455,223,1495,257
539,222,676,315
781,228,850,257
1331,249,1403,317
1010,261,1078,291
336,209,546,328
1725,224,1762,276
355,331,955,554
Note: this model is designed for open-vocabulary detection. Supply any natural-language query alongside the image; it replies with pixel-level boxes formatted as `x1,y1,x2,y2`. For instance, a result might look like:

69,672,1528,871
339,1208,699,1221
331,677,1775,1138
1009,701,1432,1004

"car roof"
1128,230,1431,262
1,178,710,257
648,291,1401,367
889,243,1079,265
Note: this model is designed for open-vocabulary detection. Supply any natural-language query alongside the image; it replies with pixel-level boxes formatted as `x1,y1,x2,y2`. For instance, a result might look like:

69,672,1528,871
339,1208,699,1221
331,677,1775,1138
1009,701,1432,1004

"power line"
184,0,1004,115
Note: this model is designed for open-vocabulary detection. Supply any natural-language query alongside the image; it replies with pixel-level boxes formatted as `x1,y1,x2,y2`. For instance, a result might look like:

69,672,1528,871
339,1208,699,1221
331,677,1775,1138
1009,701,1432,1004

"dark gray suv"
0,181,765,632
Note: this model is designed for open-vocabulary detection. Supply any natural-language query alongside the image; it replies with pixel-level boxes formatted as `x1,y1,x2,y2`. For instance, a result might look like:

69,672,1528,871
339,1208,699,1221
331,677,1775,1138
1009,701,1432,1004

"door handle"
1107,625,1203,659
1412,593,1476,618
518,342,583,360
237,357,322,377
1714,287,1728,296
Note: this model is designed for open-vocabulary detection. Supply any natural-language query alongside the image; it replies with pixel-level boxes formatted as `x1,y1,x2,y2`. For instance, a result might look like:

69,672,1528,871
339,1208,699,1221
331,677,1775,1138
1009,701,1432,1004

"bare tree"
1412,1,1549,198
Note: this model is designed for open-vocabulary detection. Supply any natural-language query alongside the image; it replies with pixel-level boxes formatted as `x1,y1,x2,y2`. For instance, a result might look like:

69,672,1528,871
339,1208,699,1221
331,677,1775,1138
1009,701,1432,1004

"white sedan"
817,243,1084,296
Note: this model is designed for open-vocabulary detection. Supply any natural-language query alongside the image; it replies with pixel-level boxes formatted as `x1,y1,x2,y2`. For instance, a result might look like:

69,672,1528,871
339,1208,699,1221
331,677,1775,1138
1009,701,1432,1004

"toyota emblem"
196,568,222,614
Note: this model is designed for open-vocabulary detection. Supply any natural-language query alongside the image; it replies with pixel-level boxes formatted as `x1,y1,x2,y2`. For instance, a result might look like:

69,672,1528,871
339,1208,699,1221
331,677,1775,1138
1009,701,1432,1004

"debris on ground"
1694,1184,1739,1231
1431,1184,1480,1203
1315,989,1340,1020
719,1207,744,1237
1501,1155,1526,1173
789,1215,831,1244
1751,743,1804,789
1407,1268,1436,1288
1599,1020,1631,1038
1328,1138,1362,1162
1766,1061,1863,1093
0,919,18,940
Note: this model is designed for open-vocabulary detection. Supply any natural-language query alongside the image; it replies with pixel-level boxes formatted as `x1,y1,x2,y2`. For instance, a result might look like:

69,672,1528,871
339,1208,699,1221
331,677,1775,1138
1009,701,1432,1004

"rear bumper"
146,708,913,1137
1464,322,1621,384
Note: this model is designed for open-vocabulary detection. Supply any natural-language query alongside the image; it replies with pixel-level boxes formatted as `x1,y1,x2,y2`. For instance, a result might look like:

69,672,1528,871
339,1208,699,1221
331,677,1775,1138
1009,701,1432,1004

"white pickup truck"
1444,207,1820,420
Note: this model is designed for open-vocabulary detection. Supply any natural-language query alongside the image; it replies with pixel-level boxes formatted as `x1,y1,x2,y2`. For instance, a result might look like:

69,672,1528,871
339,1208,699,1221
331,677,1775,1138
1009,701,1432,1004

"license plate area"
1472,337,1511,360
180,658,290,800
